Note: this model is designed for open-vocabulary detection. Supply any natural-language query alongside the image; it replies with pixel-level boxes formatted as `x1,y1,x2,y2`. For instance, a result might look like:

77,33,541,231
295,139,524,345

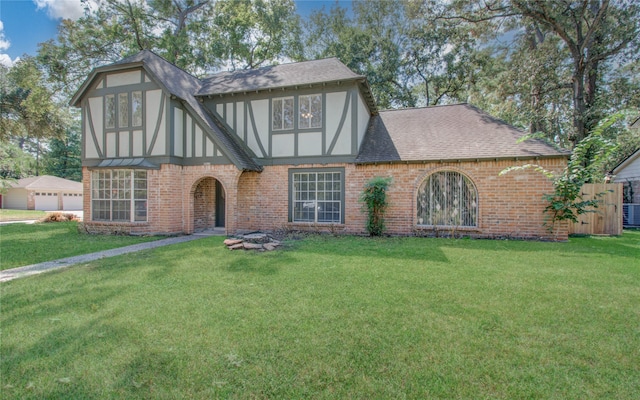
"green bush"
360,176,392,236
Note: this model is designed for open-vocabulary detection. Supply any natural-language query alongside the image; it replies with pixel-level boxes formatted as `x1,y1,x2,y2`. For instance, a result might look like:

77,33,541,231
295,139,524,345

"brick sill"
86,221,150,227
415,225,480,232
288,222,345,227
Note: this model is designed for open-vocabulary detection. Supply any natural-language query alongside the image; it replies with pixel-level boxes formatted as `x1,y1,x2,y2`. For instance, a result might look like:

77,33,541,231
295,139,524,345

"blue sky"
0,0,344,67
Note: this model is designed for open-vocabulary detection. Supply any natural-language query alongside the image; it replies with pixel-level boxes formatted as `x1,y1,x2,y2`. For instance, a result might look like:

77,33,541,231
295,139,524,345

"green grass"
0,222,159,270
1,232,639,399
0,209,47,222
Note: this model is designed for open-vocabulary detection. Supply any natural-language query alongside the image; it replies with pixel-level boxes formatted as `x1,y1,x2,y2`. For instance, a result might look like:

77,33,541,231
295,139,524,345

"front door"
215,180,225,227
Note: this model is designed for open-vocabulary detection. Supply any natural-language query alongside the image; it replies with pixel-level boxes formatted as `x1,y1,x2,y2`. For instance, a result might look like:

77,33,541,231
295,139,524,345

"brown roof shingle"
356,104,567,163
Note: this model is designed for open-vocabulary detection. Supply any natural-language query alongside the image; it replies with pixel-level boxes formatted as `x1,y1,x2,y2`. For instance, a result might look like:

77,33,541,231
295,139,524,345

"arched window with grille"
417,171,478,227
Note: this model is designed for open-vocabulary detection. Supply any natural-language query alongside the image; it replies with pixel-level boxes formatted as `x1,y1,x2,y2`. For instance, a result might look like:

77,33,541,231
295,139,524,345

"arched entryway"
193,177,225,232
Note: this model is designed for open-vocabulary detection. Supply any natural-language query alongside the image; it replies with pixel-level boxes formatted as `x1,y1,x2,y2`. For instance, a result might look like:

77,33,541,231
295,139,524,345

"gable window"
417,170,477,227
118,93,129,127
105,95,116,129
272,97,294,130
299,94,322,129
132,91,143,126
105,91,144,130
290,169,343,223
91,169,147,222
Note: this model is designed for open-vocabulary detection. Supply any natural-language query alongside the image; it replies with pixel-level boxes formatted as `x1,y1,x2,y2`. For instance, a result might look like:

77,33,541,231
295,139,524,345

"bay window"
91,170,147,222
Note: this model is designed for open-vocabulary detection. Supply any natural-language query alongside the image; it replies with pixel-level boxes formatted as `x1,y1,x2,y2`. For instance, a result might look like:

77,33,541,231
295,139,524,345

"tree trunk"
571,60,587,146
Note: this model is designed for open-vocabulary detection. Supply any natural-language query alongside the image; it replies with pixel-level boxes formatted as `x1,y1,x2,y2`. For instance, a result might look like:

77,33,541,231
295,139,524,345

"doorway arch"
192,177,225,232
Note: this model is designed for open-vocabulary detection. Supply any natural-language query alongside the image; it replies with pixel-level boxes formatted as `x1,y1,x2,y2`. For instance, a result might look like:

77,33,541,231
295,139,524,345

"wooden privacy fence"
569,183,623,236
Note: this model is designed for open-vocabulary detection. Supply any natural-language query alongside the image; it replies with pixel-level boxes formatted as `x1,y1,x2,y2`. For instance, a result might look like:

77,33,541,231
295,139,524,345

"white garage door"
62,193,83,210
3,189,28,209
34,192,59,210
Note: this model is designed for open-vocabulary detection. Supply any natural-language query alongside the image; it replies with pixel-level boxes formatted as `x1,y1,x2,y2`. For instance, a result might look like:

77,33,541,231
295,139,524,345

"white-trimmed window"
272,96,294,130
417,170,478,227
299,94,322,129
91,170,147,222
290,169,343,223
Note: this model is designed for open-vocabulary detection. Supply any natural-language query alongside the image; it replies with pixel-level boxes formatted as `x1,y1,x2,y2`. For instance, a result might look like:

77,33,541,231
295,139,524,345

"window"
299,94,322,129
291,169,343,223
272,97,294,130
105,95,115,129
105,91,143,130
91,170,147,222
417,171,477,227
132,91,143,126
118,93,129,127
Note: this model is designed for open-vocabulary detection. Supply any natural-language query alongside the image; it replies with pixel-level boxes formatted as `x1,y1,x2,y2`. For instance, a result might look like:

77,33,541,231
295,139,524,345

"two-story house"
71,50,568,239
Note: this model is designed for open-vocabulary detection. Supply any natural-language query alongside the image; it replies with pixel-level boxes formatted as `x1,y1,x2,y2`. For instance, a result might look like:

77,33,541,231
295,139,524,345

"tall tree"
37,0,301,97
302,0,486,108
440,0,640,145
0,58,70,176
210,0,301,70
0,58,67,143
43,125,82,181
302,0,416,108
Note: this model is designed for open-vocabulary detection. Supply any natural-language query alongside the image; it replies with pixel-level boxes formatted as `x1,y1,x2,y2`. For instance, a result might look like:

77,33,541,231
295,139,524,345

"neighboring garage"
1,176,83,211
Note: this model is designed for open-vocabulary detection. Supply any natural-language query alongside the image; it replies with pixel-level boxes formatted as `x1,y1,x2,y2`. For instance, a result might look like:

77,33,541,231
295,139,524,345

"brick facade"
82,157,567,240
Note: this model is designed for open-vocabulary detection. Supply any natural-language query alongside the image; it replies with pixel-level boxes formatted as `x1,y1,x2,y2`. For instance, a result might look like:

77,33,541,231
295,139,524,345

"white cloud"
33,0,91,20
0,54,19,67
0,20,19,67
0,20,10,51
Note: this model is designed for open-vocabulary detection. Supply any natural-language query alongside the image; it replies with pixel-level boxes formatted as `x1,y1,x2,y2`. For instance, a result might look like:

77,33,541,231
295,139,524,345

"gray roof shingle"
197,58,364,96
356,104,567,163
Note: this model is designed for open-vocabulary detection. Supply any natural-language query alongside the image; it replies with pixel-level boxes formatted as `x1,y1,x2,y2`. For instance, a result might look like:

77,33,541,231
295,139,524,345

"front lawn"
0,222,159,270
0,209,47,222
1,232,639,398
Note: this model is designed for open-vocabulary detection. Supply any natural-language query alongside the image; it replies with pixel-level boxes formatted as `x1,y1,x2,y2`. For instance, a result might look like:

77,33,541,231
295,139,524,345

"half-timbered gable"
197,58,376,164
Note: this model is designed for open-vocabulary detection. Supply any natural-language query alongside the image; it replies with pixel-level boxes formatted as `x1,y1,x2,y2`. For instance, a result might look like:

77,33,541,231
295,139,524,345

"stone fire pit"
223,233,282,251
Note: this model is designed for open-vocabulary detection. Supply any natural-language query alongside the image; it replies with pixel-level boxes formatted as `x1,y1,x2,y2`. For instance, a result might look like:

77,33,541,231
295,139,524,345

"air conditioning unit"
623,204,640,227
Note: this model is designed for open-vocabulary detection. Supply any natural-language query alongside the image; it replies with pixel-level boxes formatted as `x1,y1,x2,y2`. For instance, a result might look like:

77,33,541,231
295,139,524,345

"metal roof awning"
96,158,160,169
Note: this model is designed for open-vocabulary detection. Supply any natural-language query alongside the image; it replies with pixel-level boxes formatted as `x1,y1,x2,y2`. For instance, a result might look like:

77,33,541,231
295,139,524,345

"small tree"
360,176,392,236
501,112,622,233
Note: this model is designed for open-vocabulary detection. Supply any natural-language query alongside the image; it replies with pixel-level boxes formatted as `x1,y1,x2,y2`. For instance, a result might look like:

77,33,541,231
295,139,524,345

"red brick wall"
193,178,216,231
236,158,568,240
82,164,241,235
83,157,568,240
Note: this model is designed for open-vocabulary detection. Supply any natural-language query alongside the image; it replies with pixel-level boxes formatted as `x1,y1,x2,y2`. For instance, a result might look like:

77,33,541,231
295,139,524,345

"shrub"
39,212,79,223
360,176,392,236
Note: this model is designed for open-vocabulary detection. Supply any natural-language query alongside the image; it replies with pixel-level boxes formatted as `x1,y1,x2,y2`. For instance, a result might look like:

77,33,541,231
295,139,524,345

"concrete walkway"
1,232,218,283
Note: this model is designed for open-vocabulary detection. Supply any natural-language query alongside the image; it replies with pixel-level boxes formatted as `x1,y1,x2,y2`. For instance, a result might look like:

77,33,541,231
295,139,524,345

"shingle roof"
11,176,82,191
197,58,364,96
356,104,567,163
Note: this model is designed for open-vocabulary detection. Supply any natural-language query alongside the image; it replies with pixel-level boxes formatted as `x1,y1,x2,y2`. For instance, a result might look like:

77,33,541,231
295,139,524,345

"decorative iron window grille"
417,171,478,227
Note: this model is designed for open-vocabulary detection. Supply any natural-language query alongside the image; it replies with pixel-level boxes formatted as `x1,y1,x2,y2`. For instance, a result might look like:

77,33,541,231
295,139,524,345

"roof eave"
195,76,367,98
612,148,640,174
355,153,568,165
